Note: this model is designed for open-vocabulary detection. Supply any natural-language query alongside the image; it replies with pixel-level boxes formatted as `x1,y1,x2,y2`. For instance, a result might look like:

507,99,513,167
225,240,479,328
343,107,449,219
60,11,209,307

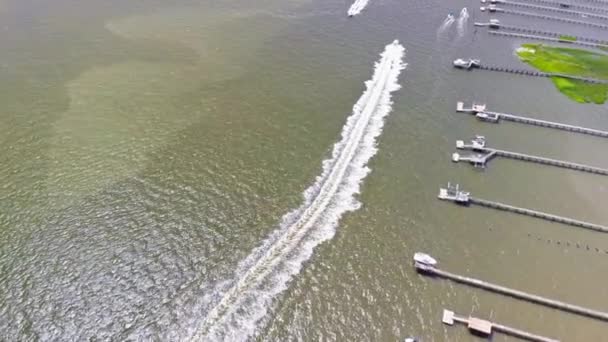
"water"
437,14,455,35
195,40,405,341
1,0,608,341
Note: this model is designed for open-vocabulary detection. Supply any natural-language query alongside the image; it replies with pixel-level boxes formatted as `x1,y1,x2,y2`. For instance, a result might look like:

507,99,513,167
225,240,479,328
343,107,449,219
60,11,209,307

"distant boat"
413,252,437,267
404,338,418,342
447,13,455,20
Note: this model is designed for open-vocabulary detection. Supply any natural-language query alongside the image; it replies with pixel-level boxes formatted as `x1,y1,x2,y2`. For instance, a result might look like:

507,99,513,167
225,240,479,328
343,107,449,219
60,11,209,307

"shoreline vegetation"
516,43,608,104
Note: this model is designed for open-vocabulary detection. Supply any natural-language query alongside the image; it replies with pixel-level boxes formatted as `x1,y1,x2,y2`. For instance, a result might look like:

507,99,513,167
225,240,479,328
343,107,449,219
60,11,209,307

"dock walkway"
489,30,608,49
496,0,608,21
517,0,608,13
437,183,608,232
455,138,608,176
415,254,608,322
475,64,608,84
484,6,608,30
456,102,608,138
495,24,608,45
442,309,559,342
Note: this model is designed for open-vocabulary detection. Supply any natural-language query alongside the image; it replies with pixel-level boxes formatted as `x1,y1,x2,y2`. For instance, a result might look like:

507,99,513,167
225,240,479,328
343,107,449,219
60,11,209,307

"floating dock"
442,309,559,342
438,183,608,232
454,136,608,176
415,254,608,322
456,102,608,138
481,5,608,30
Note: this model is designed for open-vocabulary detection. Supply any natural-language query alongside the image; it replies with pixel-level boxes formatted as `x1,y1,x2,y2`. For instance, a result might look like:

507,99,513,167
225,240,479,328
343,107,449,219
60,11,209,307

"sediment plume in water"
347,0,370,17
192,40,407,341
457,7,469,37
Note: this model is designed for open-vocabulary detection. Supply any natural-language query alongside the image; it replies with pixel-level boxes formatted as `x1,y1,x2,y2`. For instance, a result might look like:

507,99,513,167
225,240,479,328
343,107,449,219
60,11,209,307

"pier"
481,5,608,30
453,59,608,84
456,102,608,138
512,0,608,14
489,22,608,45
437,183,608,232
414,253,608,321
489,30,608,49
454,136,608,176
485,0,608,21
442,309,559,342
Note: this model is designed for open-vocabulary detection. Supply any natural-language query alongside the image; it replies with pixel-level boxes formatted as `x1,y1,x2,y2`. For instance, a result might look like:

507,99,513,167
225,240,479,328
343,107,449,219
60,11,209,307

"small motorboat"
404,337,418,342
413,253,437,267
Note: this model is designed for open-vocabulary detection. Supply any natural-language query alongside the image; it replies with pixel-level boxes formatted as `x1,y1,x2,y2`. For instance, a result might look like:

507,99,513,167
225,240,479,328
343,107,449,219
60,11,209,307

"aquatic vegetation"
558,35,577,42
517,43,608,104
551,78,608,104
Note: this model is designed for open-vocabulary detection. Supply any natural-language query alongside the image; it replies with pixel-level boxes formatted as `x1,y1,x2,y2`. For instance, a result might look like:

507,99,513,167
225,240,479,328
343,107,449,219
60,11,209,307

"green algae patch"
558,35,577,42
516,43,608,104
551,77,608,104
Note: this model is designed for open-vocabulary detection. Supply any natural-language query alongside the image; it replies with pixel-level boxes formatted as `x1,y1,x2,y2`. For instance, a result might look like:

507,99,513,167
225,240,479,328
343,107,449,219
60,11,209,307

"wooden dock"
437,183,608,232
415,254,608,322
456,102,608,138
442,309,559,342
455,137,608,176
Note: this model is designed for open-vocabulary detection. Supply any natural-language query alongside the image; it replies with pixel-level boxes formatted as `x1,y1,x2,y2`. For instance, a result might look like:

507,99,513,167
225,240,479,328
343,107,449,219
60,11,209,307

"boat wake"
348,0,370,17
192,41,406,341
457,7,469,37
437,14,456,35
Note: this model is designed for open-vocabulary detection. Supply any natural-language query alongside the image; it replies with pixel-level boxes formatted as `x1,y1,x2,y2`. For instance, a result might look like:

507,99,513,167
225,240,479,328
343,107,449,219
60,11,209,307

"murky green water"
1,0,608,340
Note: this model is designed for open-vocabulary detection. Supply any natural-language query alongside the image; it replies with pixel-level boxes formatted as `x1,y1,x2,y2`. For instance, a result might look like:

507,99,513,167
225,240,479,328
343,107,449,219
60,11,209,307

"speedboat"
404,338,418,342
447,13,455,20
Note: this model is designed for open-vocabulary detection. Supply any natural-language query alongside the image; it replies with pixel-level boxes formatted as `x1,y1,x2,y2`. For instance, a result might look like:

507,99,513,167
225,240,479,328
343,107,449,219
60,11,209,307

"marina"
438,183,608,232
414,253,608,321
456,102,608,138
442,309,559,342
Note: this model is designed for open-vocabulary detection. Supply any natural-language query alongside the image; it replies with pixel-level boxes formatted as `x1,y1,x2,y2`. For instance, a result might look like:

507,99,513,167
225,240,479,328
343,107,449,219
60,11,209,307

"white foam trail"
457,7,469,37
192,41,407,341
437,14,455,35
347,0,370,16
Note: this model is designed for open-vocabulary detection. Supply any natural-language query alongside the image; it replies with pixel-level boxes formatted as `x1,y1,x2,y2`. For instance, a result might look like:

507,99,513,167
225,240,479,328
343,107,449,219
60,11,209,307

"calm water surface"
1,0,607,340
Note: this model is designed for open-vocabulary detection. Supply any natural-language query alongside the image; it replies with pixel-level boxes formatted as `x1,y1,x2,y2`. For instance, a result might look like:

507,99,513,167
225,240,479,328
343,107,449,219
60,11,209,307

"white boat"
404,338,418,342
413,252,437,267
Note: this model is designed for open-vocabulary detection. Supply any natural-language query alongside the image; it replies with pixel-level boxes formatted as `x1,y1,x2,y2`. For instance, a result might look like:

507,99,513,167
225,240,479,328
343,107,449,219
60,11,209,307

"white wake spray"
192,40,407,342
437,13,456,35
348,0,370,16
457,7,469,37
